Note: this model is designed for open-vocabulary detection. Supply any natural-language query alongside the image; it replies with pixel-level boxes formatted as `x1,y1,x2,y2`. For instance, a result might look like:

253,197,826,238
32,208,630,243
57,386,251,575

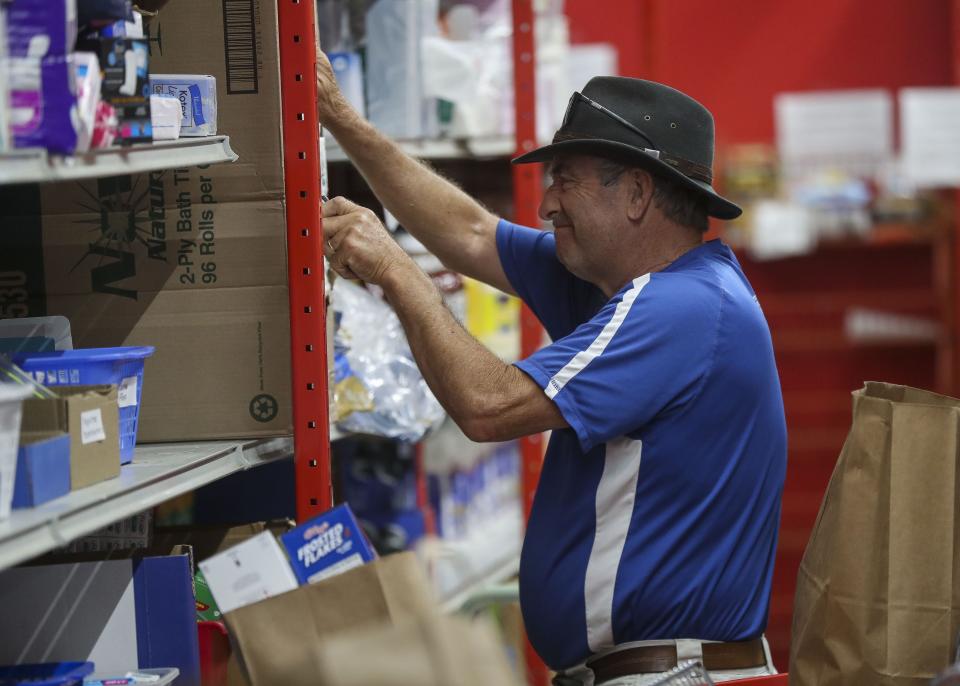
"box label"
80,408,107,444
118,376,138,408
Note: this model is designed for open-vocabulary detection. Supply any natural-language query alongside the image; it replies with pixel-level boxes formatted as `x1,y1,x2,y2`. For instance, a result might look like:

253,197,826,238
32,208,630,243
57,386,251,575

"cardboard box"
0,0,292,442
13,432,70,508
21,386,120,489
225,552,437,686
280,504,376,585
0,553,201,686
199,530,299,614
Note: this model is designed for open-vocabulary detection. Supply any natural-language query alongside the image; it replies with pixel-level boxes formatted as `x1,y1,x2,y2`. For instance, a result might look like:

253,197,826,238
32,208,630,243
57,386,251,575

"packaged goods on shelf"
199,531,299,615
76,0,133,31
13,346,154,465
365,0,439,140
96,37,151,143
149,93,181,140
20,385,119,489
280,503,376,585
13,431,70,509
0,552,200,685
0,0,292,442
0,0,10,153
6,0,81,153
72,51,101,152
149,74,218,137
331,279,444,442
0,382,31,520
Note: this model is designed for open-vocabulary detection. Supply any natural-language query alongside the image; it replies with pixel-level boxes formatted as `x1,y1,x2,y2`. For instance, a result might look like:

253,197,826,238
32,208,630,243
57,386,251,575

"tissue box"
13,432,70,508
150,74,218,137
279,504,376,585
199,531,299,614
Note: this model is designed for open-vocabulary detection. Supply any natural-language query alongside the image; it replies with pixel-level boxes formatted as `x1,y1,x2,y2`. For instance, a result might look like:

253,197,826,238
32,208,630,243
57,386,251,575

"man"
317,57,786,685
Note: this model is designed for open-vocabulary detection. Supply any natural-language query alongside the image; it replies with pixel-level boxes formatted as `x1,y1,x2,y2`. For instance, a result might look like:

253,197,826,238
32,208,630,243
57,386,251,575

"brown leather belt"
586,639,767,683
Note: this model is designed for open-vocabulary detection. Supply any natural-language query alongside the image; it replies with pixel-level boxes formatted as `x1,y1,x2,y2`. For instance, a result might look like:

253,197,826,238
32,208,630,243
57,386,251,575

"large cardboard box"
0,0,292,441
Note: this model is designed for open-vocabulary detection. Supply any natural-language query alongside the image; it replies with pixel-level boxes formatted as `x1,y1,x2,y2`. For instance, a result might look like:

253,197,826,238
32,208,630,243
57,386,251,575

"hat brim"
512,139,742,220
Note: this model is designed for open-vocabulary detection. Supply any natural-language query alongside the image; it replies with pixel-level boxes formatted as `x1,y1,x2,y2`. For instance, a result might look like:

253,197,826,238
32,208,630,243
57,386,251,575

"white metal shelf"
326,135,515,163
0,437,292,570
0,136,238,186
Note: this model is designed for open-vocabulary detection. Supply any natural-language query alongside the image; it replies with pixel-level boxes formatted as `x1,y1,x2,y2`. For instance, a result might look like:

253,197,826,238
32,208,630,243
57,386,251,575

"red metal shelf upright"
277,0,332,521
512,2,549,684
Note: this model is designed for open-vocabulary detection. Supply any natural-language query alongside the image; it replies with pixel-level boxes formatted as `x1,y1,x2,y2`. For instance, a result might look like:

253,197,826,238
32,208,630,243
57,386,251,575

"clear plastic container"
0,383,31,521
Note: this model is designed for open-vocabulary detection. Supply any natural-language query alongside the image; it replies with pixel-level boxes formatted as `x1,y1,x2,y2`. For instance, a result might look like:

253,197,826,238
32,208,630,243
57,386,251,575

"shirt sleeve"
496,219,605,340
515,273,722,452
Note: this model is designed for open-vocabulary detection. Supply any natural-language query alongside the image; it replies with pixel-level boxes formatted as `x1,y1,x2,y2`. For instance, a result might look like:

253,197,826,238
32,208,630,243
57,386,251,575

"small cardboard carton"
21,386,120,490
225,552,437,686
279,504,376,585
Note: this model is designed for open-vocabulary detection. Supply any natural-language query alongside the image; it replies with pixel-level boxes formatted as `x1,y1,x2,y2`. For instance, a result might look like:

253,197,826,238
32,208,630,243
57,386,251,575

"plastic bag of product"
332,280,445,442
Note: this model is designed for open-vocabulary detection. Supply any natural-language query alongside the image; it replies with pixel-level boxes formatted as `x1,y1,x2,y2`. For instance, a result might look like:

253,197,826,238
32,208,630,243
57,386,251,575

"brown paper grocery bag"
225,552,438,686
790,382,960,685
315,615,522,686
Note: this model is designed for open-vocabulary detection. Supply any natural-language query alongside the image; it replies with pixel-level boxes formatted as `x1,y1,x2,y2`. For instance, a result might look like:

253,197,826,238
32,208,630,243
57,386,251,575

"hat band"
552,130,714,185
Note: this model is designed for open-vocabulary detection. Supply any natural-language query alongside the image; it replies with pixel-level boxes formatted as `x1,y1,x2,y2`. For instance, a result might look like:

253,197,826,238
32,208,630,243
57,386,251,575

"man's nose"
539,186,559,223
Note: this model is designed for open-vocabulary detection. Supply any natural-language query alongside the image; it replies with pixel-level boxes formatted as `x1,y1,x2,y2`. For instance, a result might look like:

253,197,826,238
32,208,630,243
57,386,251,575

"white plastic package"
73,51,101,153
149,74,217,136
365,0,439,140
332,280,445,442
149,93,182,140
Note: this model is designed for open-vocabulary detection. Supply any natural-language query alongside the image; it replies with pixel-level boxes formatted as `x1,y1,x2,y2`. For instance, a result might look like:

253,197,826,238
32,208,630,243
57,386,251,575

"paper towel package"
150,74,218,136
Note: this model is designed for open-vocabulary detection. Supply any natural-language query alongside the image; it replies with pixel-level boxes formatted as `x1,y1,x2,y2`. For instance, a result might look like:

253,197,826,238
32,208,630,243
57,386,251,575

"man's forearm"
379,260,555,442
326,113,500,283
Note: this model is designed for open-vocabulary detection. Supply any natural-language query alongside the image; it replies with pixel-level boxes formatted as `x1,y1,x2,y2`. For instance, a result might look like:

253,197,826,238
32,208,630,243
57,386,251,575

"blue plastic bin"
12,347,155,465
0,662,94,686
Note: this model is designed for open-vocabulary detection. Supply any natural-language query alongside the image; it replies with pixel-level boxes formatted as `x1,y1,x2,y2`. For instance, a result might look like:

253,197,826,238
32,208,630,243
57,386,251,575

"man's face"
538,154,631,283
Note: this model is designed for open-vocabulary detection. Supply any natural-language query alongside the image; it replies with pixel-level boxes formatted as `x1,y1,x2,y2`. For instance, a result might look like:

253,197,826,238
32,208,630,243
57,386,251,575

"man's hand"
322,196,413,286
316,51,357,129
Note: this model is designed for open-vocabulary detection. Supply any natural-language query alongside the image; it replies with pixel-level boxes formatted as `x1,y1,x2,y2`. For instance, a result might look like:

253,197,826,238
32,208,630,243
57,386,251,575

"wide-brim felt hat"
513,76,742,220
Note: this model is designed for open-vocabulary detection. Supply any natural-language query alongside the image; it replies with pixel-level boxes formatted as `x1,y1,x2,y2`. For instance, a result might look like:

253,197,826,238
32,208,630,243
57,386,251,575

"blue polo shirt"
497,220,786,671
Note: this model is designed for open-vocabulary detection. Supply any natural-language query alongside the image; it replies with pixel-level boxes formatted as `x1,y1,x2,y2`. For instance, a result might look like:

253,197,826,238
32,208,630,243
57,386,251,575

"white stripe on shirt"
544,274,651,400
585,436,644,653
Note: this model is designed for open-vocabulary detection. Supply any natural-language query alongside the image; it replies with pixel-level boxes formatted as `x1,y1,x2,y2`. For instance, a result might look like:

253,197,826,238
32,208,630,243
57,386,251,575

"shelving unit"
326,135,515,164
0,136,237,185
0,438,292,570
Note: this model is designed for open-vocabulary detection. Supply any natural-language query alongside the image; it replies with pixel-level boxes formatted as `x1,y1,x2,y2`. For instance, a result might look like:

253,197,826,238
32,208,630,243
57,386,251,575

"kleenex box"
149,74,217,136
280,504,376,585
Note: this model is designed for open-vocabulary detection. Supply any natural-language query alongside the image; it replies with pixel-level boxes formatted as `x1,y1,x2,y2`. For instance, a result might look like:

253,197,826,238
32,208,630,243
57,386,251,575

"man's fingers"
321,195,358,218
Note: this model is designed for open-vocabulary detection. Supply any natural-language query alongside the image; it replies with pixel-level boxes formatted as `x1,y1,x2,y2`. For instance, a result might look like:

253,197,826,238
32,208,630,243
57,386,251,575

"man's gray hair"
597,158,709,232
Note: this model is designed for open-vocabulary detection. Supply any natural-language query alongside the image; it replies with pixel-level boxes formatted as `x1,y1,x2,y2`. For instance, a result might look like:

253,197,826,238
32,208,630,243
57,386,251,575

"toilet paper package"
73,51,101,152
149,74,218,137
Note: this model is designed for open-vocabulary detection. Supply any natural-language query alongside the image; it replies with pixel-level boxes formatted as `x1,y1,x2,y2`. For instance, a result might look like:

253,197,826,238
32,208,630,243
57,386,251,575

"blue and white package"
280,504,376,585
7,0,81,153
149,74,217,136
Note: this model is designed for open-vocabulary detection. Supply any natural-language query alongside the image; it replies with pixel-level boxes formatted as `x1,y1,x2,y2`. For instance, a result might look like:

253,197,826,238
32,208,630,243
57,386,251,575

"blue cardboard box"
280,504,376,585
13,433,71,508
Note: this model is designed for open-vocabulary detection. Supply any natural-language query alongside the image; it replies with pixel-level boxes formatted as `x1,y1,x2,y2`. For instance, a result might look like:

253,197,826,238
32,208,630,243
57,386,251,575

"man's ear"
626,168,655,222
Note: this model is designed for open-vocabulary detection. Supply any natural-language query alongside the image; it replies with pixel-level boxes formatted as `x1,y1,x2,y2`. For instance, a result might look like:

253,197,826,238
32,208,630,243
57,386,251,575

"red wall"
565,0,955,670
